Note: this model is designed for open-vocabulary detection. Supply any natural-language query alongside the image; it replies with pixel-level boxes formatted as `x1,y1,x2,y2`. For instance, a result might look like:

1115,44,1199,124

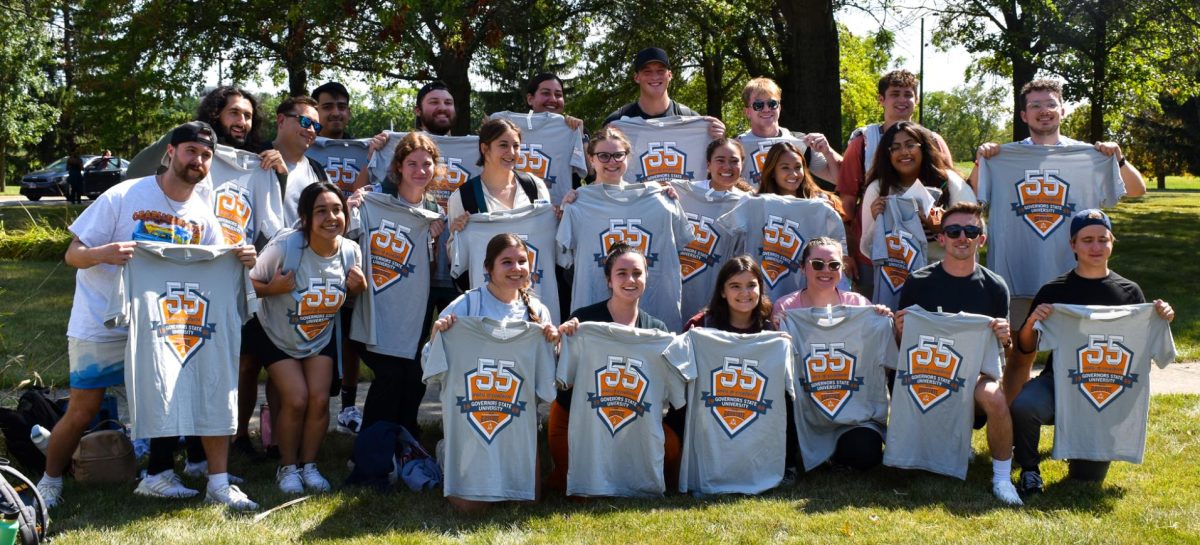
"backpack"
459,171,539,214
0,462,49,544
0,390,64,475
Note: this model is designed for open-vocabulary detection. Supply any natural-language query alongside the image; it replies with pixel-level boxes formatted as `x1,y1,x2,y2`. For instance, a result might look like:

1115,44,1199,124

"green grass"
0,260,74,387
37,395,1200,544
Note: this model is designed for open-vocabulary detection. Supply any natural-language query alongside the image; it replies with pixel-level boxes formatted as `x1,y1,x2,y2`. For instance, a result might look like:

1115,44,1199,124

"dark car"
18,155,128,201
81,156,129,198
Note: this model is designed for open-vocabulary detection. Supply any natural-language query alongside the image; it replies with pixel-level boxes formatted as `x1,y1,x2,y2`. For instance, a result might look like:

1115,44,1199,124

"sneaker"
276,465,304,495
182,461,244,484
780,467,798,487
134,470,199,499
1018,469,1044,498
337,406,363,434
205,484,259,511
36,478,62,509
300,464,331,492
232,435,266,463
992,479,1024,506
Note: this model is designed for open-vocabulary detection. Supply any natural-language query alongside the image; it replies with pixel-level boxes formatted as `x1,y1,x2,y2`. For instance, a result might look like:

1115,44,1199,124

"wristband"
1118,156,1127,167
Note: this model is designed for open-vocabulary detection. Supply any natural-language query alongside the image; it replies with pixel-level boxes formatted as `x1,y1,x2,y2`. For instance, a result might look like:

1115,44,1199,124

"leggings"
359,350,426,439
147,436,205,475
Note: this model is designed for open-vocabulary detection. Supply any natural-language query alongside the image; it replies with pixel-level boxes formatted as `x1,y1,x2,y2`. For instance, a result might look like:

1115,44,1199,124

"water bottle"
29,425,51,454
259,403,274,447
0,512,18,545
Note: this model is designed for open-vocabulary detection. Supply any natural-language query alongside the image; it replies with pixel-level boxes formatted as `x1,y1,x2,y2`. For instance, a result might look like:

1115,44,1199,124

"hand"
346,265,367,295
843,256,857,281
703,116,726,140
561,189,578,205
1153,299,1175,322
433,314,457,333
564,115,584,131
542,322,560,343
989,318,1012,347
450,213,470,233
266,267,296,294
894,309,908,337
804,133,831,155
873,305,892,318
976,142,1001,161
870,197,885,219
367,131,389,159
347,187,367,210
258,149,286,174
429,219,446,240
94,241,137,265
1093,141,1122,158
558,318,580,337
235,245,257,268
1028,303,1054,323
658,182,678,200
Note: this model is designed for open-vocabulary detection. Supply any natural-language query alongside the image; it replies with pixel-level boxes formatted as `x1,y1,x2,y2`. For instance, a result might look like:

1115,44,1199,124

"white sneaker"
182,460,244,484
993,479,1024,506
205,484,259,511
300,464,331,492
134,470,199,499
276,465,304,495
337,406,363,434
36,478,62,509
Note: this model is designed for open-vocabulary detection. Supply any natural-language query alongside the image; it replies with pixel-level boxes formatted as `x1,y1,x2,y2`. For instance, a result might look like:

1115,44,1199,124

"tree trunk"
436,54,473,135
1157,172,1166,190
61,1,77,155
0,140,7,191
285,19,309,96
778,0,840,144
1088,13,1108,142
1009,57,1037,141
700,32,724,119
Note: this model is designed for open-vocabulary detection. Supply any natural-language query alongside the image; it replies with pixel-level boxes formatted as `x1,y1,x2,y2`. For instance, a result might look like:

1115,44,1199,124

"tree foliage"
0,2,59,189
921,81,1008,162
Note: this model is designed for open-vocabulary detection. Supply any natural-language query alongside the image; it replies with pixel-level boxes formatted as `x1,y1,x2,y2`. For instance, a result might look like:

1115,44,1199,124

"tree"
838,25,894,145
921,81,1008,161
0,2,59,189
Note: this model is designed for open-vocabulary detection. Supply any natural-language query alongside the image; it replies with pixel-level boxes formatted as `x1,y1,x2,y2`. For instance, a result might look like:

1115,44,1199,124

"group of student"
36,45,1177,513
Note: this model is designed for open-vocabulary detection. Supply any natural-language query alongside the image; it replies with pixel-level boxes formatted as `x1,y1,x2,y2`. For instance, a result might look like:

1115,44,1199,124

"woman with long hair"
757,141,845,219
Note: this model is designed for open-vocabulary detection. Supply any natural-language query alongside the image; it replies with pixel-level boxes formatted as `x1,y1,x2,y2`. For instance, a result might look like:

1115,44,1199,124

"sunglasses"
752,99,780,111
282,113,322,133
807,259,842,271
593,151,628,163
941,225,983,239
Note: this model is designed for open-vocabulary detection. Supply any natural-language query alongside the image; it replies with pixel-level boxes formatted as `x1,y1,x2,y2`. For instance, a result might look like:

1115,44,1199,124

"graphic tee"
557,182,695,331
348,192,443,358
557,322,686,497
208,144,285,247
664,328,795,495
306,137,372,196
451,203,562,323
1035,303,1175,463
780,306,896,471
489,111,588,206
281,159,322,229
607,116,713,183
977,143,1124,297
671,180,744,320
104,242,256,439
716,194,847,302
871,196,927,309
421,317,556,501
884,306,1003,479
736,128,830,187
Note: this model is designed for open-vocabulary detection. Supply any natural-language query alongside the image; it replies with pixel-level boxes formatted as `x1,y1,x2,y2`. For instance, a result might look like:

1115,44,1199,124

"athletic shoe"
300,464,331,492
992,479,1024,506
1018,469,1044,498
36,478,62,509
182,461,244,484
780,467,798,487
134,470,199,499
337,406,363,434
205,484,259,511
276,465,304,495
232,435,266,463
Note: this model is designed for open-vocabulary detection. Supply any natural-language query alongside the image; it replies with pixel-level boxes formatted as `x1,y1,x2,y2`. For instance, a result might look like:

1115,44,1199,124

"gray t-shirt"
421,317,557,501
977,143,1124,297
348,192,443,358
104,242,256,439
664,327,795,495
451,203,562,323
557,322,686,497
488,111,588,206
608,116,713,183
306,137,372,196
671,180,744,320
557,182,695,331
736,128,831,187
871,196,928,309
439,286,553,324
1036,303,1176,463
780,306,896,471
208,144,285,248
884,306,1003,479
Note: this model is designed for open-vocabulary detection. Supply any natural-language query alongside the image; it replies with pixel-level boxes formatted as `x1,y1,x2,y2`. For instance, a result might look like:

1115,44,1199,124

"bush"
0,220,71,260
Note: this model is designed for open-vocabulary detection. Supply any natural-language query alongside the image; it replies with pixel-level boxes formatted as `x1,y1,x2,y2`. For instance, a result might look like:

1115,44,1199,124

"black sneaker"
1018,469,1044,498
232,435,266,463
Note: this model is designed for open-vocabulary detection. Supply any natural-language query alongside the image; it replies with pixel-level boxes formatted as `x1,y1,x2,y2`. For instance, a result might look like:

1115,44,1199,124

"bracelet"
1118,156,1127,168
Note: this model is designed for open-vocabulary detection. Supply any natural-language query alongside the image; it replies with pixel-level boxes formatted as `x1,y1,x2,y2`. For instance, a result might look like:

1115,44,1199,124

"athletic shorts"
68,337,125,389
242,316,336,366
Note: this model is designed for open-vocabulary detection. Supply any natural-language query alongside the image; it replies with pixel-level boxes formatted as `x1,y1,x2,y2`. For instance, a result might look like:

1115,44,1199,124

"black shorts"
242,316,337,367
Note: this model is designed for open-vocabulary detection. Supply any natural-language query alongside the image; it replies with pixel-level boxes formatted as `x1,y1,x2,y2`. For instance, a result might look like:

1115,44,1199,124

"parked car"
81,156,129,198
18,155,128,201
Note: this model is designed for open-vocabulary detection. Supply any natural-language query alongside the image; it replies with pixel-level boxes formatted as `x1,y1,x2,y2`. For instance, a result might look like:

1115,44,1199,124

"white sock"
992,457,1013,483
208,472,229,491
39,473,62,486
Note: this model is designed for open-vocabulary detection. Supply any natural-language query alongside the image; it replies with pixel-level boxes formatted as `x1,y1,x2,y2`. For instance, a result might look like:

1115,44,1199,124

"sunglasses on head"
941,225,983,239
283,112,322,133
807,259,841,271
751,99,780,111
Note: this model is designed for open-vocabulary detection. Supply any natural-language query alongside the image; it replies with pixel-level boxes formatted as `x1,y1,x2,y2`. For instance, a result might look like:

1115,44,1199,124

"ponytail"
519,288,542,324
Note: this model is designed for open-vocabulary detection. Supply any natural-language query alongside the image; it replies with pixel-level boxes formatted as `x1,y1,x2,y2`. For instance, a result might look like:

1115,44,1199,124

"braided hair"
482,233,542,324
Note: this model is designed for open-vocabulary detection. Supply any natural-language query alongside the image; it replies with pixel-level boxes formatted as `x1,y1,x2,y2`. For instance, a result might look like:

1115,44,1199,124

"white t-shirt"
446,174,551,224
282,159,322,228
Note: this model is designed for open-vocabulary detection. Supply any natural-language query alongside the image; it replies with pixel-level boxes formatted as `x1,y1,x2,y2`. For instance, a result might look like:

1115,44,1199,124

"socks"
208,472,229,491
341,385,356,409
39,473,62,486
302,462,318,472
992,457,1013,483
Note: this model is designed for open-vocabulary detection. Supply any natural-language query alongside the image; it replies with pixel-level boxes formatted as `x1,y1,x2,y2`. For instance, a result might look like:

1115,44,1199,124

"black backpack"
0,461,49,544
0,390,64,476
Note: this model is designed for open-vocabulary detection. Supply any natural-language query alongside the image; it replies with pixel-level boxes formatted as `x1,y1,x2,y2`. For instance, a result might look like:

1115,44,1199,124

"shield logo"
1011,170,1075,239
457,359,526,443
751,145,772,186
515,143,553,185
638,141,692,182
152,282,215,367
523,239,543,286
368,219,415,293
879,230,920,294
679,213,721,282
430,157,471,208
802,344,863,419
899,335,966,413
1070,335,1137,411
760,215,803,288
290,279,345,341
323,156,360,194
595,218,657,266
702,357,773,438
587,356,652,436
213,182,253,245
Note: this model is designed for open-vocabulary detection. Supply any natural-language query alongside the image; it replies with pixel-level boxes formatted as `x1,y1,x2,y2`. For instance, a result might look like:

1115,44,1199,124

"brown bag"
71,421,136,485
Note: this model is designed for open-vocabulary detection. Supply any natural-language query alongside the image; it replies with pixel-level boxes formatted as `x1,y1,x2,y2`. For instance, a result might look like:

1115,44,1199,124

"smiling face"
743,90,781,135
707,142,743,191
399,149,435,191
803,243,844,293
606,252,647,305
888,130,923,181
315,91,350,137
589,138,629,184
771,150,804,195
217,96,254,147
1020,89,1065,138
166,142,213,185
527,79,565,114
878,85,917,124
721,270,761,317
277,104,319,150
481,128,521,170
416,89,455,135
634,62,672,99
937,211,986,264
486,245,531,293
307,190,346,245
1070,224,1114,270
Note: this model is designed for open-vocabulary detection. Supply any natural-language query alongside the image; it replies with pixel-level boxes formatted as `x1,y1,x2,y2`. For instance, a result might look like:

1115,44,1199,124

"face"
218,96,254,146
481,129,520,169
526,79,565,114
937,213,986,262
167,142,212,185
721,270,761,316
416,90,455,135
878,85,917,123
399,149,435,191
308,191,346,244
277,104,319,149
1071,224,1113,269
606,253,647,303
487,245,531,292
743,91,781,132
708,143,743,190
888,131,923,179
772,150,804,195
634,62,671,98
1020,90,1065,137
315,92,350,136
589,138,629,183
803,244,843,292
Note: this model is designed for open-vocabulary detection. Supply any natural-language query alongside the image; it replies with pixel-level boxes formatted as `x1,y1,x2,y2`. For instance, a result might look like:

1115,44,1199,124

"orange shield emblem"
637,141,693,182
679,213,720,282
587,356,651,436
152,282,214,367
289,279,345,341
457,358,526,443
368,219,415,293
596,218,656,267
429,157,471,209
900,335,966,412
515,143,553,185
323,156,360,194
702,357,773,438
879,230,919,294
1012,170,1074,239
1070,335,1137,411
760,215,803,288
802,343,862,419
213,183,253,245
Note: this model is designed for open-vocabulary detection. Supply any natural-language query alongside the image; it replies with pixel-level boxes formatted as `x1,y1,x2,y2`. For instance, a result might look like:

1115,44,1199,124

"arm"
65,236,135,269
836,136,866,224
250,267,296,297
1093,142,1147,197
1016,303,1053,354
804,132,842,182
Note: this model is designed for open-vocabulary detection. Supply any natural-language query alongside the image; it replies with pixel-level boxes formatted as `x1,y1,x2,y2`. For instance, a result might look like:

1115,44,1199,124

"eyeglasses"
593,151,628,163
941,225,983,239
888,141,921,154
282,113,322,133
751,100,780,112
807,259,842,271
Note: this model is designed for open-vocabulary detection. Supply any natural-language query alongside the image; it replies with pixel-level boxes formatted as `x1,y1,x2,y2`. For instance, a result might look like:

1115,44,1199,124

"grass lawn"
0,260,74,387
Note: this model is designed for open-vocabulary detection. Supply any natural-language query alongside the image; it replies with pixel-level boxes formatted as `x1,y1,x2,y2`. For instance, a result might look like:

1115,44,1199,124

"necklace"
156,175,186,217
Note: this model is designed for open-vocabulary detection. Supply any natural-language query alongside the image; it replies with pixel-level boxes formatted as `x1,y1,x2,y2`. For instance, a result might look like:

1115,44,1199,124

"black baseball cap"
311,81,350,101
1069,209,1113,238
170,121,216,149
634,47,671,71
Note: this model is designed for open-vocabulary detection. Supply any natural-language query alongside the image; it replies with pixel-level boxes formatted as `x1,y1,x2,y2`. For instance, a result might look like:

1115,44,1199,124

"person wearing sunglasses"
270,95,333,228
737,77,842,187
894,201,1023,505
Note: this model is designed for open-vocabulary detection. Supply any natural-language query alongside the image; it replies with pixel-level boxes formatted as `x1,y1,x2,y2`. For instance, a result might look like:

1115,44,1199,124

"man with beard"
312,82,353,140
413,80,457,136
36,122,259,510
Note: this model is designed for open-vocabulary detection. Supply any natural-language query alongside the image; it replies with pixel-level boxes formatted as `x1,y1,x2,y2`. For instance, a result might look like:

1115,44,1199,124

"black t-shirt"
898,262,1010,319
603,100,700,125
1023,270,1145,373
555,300,668,410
